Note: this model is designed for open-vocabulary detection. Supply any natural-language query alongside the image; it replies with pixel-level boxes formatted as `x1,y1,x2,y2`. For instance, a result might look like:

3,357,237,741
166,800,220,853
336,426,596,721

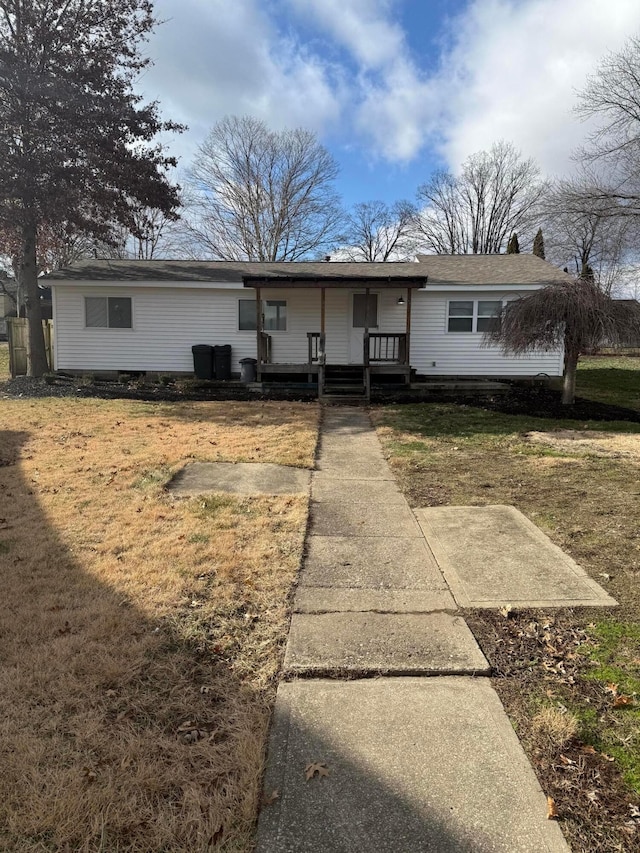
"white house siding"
52,282,563,377
410,290,564,377
53,284,337,373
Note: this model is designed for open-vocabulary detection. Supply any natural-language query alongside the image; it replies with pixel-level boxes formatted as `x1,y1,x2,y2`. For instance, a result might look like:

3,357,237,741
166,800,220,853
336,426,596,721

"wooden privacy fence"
6,318,54,377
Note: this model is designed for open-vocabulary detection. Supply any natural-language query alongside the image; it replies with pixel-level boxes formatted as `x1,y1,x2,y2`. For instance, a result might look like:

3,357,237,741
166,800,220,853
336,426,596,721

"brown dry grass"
0,398,318,852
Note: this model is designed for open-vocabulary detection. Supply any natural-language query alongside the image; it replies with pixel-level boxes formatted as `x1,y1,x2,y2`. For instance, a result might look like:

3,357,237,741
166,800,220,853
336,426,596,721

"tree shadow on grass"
0,429,276,851
0,429,564,853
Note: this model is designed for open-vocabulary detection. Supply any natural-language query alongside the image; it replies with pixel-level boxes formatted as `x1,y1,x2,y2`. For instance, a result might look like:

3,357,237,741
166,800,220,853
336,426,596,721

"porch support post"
405,287,412,384
405,288,412,363
256,286,262,382
320,287,326,334
364,286,371,400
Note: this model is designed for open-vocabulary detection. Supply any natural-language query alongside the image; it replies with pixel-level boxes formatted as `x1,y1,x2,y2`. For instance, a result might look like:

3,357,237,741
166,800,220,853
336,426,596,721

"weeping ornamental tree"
484,278,640,404
0,1,182,376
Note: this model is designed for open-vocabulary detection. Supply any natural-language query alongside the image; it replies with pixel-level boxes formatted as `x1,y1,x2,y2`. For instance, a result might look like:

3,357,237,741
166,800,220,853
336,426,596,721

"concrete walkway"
257,408,570,852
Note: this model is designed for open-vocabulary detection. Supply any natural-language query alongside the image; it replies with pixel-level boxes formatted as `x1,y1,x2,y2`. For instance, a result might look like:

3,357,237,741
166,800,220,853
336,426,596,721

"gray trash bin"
240,357,257,383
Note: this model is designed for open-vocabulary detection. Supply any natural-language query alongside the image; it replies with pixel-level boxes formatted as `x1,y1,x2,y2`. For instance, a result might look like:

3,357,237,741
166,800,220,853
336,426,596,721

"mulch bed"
4,377,640,423
467,609,640,852
478,386,640,423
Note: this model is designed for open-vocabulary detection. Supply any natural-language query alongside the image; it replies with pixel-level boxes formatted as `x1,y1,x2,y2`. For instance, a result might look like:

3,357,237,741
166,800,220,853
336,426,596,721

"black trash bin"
214,344,232,381
240,357,257,383
191,344,214,380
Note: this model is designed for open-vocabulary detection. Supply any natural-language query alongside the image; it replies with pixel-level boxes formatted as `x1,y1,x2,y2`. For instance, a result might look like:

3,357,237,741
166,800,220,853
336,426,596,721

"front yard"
373,355,640,852
2,353,639,851
0,397,317,851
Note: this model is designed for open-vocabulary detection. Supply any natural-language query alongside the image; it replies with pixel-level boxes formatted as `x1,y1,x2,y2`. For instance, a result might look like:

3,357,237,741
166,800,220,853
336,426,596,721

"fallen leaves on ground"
305,762,329,781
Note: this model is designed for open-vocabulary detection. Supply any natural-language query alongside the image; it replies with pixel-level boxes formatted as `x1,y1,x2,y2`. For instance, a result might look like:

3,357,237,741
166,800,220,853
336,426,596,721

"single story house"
46,254,568,398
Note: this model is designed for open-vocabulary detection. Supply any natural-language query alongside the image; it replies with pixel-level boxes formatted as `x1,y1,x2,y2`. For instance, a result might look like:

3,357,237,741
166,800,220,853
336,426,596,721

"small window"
239,299,257,331
239,299,287,331
264,299,287,331
352,293,379,328
448,300,473,332
85,296,132,329
476,300,502,332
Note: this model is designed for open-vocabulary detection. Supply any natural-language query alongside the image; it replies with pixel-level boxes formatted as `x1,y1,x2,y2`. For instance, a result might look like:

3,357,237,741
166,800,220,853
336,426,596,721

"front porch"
258,331,411,400
243,272,426,402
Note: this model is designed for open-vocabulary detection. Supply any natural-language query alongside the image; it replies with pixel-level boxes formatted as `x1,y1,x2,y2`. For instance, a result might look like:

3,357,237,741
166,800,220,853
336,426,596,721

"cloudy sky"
140,0,640,207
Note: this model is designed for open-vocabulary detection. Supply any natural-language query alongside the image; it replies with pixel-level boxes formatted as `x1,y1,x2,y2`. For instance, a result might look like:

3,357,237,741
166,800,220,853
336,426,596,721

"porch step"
323,383,366,394
321,395,369,406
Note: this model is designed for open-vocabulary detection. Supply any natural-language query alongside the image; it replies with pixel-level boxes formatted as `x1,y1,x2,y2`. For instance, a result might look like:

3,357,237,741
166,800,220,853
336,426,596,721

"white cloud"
286,0,441,162
138,0,640,179
436,0,640,175
140,0,344,165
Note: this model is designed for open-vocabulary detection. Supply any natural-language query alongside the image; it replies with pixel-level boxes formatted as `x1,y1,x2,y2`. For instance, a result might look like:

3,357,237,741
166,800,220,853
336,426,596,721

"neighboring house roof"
415,254,571,286
44,254,570,287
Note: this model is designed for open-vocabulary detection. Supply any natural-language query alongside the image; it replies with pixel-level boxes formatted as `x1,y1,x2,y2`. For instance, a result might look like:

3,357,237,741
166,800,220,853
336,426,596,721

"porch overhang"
242,275,428,288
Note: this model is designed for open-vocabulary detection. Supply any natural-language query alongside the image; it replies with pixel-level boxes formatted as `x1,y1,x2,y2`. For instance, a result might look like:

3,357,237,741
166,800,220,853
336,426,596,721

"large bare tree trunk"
562,348,579,405
21,218,49,377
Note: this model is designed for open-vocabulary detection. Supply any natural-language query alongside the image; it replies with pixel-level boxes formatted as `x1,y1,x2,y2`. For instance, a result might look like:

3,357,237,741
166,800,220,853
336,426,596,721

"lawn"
0,398,318,852
373,356,640,852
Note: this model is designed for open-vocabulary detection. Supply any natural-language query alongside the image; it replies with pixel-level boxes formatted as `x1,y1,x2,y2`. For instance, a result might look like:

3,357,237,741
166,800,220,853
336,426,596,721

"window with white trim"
85,296,132,328
239,299,287,331
447,299,502,333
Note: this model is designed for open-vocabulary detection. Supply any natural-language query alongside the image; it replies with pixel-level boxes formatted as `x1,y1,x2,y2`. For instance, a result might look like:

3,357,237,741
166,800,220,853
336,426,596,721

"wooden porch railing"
307,332,326,365
364,333,408,365
258,332,272,364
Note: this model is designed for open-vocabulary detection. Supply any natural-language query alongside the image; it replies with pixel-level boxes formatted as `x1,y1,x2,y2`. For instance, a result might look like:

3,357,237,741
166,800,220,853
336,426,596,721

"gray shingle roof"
44,259,426,283
415,254,570,285
44,255,570,286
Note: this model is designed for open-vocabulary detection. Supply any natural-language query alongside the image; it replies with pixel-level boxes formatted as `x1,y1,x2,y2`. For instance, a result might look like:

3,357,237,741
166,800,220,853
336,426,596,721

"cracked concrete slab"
294,587,455,613
310,498,423,537
256,677,570,852
311,476,407,505
283,612,489,676
299,535,449,590
416,504,617,608
167,461,311,496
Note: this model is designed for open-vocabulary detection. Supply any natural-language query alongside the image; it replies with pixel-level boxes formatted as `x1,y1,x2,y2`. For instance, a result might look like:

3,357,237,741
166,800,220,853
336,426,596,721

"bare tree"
339,200,417,261
416,142,546,254
574,35,640,215
184,116,344,261
104,205,183,260
484,277,640,404
541,173,633,294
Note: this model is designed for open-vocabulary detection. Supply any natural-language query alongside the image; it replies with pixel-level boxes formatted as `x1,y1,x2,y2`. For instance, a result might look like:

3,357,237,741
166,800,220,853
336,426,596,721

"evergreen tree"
0,1,182,375
506,233,520,254
533,228,546,259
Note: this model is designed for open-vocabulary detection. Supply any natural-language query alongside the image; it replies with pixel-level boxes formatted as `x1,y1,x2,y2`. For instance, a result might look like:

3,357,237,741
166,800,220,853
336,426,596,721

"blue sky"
142,0,640,209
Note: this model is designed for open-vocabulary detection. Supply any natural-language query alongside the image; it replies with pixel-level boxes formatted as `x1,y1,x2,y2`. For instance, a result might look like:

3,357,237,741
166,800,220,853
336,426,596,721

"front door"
349,292,378,363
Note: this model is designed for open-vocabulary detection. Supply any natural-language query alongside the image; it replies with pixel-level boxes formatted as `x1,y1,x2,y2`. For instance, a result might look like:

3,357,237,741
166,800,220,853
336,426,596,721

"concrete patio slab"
256,677,570,852
311,476,406,505
299,535,449,590
310,497,423,538
283,612,489,676
320,407,375,434
416,504,617,608
294,587,456,613
315,452,395,479
167,461,311,496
